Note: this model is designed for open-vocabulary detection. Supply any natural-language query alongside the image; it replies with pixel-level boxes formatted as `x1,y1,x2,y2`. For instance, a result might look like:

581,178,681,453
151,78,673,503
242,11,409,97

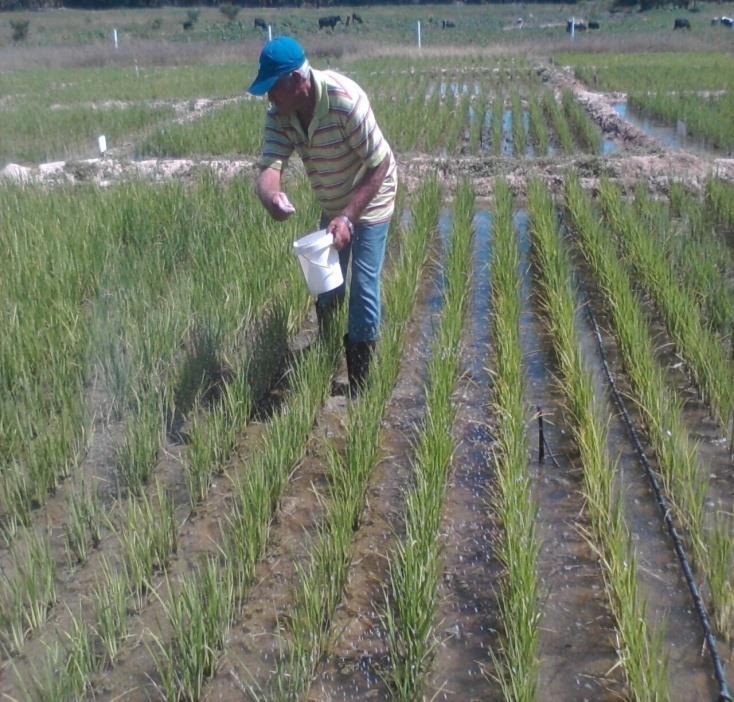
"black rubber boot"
344,334,375,397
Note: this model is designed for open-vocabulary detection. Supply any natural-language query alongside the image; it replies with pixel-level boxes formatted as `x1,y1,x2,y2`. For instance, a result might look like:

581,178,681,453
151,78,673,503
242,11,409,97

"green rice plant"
272,178,440,700
542,91,574,155
600,181,734,441
63,480,102,565
529,178,668,700
92,556,129,666
563,175,734,639
385,181,475,699
491,91,504,156
184,368,252,506
645,184,734,342
150,558,234,702
706,177,734,231
223,328,341,603
0,462,33,543
60,608,98,698
0,529,56,655
469,96,487,154
527,92,550,156
488,180,541,701
116,393,164,496
561,89,602,154
511,91,527,157
119,483,176,610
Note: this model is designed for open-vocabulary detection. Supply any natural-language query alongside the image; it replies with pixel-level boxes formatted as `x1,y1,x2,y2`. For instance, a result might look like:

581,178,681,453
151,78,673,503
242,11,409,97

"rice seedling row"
264,178,440,700
487,180,541,701
638,184,734,350
564,174,734,642
383,181,474,699
599,181,734,443
528,178,668,700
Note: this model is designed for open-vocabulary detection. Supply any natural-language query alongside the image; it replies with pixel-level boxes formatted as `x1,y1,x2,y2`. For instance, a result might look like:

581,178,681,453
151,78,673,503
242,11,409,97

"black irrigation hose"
579,285,733,702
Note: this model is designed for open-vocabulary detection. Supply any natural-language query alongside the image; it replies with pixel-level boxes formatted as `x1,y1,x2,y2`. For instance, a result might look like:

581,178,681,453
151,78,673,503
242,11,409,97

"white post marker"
417,20,421,49
571,17,575,39
113,28,118,49
98,135,107,155
268,25,272,41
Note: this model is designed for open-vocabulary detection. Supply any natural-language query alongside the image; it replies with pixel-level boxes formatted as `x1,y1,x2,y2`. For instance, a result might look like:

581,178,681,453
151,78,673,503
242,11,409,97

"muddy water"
306,215,449,701
517,211,625,701
425,209,502,700
572,280,723,699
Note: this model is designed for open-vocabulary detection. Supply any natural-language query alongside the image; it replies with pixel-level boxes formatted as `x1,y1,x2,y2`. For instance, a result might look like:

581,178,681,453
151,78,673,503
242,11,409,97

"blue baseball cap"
248,37,306,96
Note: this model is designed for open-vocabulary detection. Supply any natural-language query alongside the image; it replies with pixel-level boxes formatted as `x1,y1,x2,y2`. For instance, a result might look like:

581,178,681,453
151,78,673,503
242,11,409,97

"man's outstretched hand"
270,191,296,221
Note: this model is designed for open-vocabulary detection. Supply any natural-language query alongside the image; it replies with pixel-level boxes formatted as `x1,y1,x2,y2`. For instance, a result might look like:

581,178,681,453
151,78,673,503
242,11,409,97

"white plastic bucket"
292,229,343,296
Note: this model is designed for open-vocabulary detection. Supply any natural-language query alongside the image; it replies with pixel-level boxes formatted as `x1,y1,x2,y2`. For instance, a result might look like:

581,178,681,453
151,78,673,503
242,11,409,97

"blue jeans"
316,216,390,343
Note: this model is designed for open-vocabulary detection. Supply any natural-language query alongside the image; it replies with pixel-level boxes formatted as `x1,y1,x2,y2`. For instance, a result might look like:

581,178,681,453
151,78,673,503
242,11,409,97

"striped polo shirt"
259,68,397,224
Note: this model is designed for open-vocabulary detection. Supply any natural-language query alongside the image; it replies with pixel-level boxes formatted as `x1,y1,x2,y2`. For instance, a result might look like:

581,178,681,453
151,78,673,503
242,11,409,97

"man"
248,36,397,395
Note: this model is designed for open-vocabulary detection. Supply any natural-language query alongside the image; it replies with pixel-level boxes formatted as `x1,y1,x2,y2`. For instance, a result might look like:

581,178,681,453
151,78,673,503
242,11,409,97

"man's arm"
257,166,296,221
329,155,390,250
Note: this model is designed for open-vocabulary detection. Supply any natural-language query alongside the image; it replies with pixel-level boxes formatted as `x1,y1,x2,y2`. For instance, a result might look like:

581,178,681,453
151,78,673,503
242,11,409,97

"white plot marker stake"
113,28,118,49
98,135,107,155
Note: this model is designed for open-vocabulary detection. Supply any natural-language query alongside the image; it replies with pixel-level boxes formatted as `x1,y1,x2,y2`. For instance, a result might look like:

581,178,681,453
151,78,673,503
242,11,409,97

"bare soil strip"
517,212,624,700
425,209,501,701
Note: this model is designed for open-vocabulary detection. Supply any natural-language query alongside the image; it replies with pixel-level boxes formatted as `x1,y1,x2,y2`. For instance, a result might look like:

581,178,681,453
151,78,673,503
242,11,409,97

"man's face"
268,72,305,115
268,73,298,115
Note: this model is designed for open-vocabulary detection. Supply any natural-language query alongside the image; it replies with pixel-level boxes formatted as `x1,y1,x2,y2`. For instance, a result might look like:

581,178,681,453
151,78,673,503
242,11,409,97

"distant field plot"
559,52,734,151
0,102,174,164
557,52,734,93
136,100,263,158
0,63,253,106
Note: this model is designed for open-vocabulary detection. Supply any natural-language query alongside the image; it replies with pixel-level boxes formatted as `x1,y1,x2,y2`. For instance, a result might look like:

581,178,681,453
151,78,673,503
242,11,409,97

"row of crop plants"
382,182,475,698
529,179,668,699
633,182,734,376
599,181,734,450
0,175,317,671
266,178,440,699
564,174,734,642
487,180,541,700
